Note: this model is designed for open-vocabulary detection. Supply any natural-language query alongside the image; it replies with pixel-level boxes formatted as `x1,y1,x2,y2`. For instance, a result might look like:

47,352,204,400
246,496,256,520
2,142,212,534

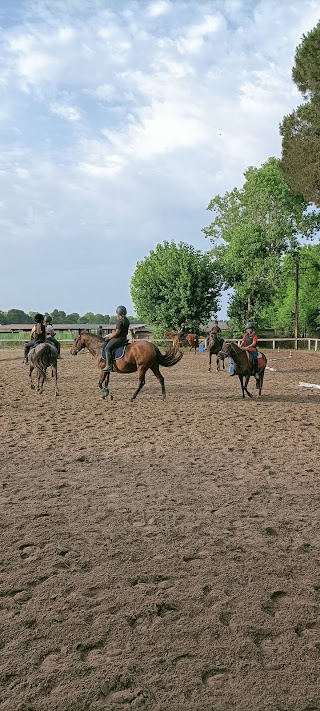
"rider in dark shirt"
102,306,130,371
22,313,46,363
240,321,258,374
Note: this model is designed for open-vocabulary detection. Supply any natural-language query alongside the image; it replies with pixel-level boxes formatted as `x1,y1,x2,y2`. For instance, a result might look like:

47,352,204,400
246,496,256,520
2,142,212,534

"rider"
178,322,187,343
44,314,61,357
240,321,258,374
22,313,46,363
211,319,223,347
102,306,130,372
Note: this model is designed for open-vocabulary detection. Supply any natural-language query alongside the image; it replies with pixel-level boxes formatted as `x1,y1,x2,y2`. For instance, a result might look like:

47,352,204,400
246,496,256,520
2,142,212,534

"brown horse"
208,331,225,372
29,343,59,396
71,331,182,401
218,341,267,398
164,331,199,353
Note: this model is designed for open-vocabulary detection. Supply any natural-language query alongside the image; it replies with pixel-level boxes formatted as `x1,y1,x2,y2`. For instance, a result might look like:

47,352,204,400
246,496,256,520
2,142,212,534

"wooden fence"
0,335,319,351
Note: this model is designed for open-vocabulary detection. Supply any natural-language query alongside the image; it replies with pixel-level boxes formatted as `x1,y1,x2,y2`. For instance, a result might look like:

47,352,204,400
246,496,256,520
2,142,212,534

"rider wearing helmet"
102,306,130,372
240,321,258,374
44,314,61,357
22,313,46,363
178,322,186,343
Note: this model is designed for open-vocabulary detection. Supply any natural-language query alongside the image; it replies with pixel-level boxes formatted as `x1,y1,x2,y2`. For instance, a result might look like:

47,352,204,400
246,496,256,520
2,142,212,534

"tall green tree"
280,23,320,206
51,309,67,323
203,157,320,330
262,245,320,335
6,309,33,324
130,241,221,333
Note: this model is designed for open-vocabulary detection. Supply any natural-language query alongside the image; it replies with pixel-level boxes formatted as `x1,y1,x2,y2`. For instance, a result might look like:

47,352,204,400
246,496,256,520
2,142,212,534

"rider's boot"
102,350,112,372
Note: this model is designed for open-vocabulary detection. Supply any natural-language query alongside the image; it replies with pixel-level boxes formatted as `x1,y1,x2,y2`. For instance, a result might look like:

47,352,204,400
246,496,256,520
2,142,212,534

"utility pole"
294,254,299,350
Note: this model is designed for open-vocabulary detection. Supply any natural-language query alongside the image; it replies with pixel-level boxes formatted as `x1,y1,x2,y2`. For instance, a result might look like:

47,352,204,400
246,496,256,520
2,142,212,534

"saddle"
245,350,264,370
100,341,129,362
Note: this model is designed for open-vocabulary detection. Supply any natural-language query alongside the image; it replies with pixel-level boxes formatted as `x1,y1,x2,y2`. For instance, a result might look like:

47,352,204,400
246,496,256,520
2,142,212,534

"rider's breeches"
102,337,126,359
24,339,36,359
47,336,60,354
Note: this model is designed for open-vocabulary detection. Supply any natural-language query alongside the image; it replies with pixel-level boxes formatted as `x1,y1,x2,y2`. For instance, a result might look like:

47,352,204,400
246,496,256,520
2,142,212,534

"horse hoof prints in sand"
218,341,267,399
29,343,59,396
71,331,183,401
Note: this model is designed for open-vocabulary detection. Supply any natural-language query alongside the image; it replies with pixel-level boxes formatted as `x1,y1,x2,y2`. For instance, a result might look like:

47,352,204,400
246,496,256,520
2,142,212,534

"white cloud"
0,0,319,314
147,1,172,18
50,102,81,121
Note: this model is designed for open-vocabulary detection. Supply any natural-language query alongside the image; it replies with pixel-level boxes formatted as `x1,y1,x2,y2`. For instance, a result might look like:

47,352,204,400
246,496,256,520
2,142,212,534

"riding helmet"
245,321,256,330
34,313,44,323
44,314,52,324
116,305,127,316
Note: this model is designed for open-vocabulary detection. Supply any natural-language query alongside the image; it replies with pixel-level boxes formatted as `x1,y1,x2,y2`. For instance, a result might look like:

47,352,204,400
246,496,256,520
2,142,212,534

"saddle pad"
245,351,264,369
114,344,127,360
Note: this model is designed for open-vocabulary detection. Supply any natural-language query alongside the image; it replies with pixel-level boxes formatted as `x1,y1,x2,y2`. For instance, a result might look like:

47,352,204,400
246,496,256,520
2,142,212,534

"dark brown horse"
71,331,182,401
208,331,225,372
164,331,199,353
29,343,59,396
218,341,267,398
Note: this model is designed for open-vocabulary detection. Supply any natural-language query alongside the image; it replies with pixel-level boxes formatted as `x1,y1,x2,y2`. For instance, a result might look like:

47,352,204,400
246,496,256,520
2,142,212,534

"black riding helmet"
246,321,256,330
116,305,127,316
44,314,52,324
34,313,44,323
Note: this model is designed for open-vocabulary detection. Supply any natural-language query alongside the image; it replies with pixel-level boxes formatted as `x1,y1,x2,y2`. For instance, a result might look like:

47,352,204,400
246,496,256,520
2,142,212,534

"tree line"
130,23,320,337
0,310,141,325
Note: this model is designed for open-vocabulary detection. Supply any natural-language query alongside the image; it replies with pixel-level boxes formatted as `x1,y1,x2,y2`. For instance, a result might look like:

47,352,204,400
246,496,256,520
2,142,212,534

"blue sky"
0,0,318,318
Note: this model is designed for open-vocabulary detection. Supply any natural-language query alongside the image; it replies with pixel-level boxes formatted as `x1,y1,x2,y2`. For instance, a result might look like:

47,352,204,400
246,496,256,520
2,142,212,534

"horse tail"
33,344,53,381
156,347,183,367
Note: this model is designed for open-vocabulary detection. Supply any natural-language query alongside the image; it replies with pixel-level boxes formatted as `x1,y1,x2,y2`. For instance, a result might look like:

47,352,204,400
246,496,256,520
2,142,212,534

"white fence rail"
0,336,319,351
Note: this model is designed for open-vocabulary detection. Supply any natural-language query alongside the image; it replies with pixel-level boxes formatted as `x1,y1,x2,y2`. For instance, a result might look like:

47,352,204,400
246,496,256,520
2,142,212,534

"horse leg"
216,355,220,372
239,375,245,399
244,375,253,398
102,372,112,400
151,362,166,400
208,350,212,372
258,370,265,397
29,364,35,390
131,367,146,401
99,370,107,389
54,365,59,396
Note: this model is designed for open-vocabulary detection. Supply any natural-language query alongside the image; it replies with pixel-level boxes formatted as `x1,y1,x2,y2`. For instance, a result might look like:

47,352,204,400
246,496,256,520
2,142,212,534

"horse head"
217,340,232,359
70,332,86,355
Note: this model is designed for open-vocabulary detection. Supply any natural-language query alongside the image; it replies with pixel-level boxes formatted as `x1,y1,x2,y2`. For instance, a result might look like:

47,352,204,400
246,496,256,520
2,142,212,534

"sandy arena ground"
0,346,320,711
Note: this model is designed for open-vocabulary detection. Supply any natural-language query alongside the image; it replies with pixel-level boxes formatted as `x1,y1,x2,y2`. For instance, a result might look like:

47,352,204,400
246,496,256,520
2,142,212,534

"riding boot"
102,350,112,372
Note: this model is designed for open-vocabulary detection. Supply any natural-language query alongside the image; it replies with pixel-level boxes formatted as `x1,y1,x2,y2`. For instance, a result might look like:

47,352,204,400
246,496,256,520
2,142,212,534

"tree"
0,311,8,325
203,157,320,330
51,310,67,323
280,23,320,206
130,241,221,333
262,245,320,335
65,313,80,323
6,309,33,323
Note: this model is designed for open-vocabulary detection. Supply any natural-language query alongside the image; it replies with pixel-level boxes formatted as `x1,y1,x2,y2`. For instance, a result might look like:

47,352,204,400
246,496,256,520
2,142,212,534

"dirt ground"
0,346,320,711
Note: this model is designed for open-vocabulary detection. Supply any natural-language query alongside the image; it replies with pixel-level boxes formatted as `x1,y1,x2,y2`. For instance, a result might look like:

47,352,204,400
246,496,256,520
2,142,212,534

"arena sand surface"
0,347,320,711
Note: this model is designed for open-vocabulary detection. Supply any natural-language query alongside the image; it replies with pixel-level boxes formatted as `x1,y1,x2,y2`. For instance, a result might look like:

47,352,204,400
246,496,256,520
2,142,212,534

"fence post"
308,339,311,351
272,339,275,350
315,339,318,352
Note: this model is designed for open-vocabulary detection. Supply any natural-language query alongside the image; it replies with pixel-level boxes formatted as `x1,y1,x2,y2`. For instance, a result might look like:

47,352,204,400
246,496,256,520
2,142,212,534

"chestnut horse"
164,331,199,353
218,341,267,398
29,343,59,396
208,331,225,372
71,331,182,401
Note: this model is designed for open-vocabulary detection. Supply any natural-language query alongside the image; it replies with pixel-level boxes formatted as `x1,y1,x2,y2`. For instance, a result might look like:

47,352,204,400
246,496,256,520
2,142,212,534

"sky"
0,0,319,318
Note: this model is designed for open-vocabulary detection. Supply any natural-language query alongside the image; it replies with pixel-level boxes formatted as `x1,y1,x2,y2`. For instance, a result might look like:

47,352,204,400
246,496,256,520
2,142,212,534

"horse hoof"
110,394,113,401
